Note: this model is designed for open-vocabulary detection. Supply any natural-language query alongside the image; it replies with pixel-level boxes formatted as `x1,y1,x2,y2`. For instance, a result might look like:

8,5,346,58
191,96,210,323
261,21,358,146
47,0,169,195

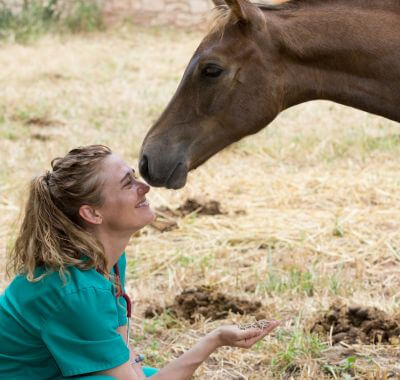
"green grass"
272,325,326,375
178,254,196,267
329,275,341,296
323,356,357,379
63,0,104,34
127,257,140,279
261,268,315,297
0,0,104,43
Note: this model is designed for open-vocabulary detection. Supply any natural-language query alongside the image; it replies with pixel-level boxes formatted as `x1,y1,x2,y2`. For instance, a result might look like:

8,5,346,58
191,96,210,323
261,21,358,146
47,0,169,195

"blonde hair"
8,145,112,282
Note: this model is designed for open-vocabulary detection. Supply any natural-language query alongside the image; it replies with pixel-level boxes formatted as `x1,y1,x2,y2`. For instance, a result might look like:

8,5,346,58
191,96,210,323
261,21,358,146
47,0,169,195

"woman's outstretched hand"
214,320,280,349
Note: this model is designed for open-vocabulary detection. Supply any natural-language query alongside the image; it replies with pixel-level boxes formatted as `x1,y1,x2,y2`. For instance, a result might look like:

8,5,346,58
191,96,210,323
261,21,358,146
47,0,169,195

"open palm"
216,321,280,349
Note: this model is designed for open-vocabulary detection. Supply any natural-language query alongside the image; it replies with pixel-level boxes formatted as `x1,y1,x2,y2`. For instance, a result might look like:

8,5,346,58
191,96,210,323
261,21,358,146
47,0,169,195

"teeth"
137,199,149,207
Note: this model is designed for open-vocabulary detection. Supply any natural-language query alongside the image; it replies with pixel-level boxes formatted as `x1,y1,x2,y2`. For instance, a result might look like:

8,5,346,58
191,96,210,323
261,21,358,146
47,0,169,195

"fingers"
263,320,280,334
237,320,280,339
234,320,280,349
236,327,264,341
235,333,264,348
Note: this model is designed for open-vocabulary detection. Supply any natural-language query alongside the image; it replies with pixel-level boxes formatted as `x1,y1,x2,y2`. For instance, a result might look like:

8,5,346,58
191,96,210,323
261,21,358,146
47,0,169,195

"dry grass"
1,26,400,379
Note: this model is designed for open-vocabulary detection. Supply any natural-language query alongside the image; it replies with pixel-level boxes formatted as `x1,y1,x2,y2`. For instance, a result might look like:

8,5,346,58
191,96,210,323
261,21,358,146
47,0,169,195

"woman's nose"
137,182,150,196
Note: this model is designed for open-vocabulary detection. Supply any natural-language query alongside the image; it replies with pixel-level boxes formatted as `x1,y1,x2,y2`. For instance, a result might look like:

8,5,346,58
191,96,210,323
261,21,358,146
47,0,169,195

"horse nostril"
139,154,149,180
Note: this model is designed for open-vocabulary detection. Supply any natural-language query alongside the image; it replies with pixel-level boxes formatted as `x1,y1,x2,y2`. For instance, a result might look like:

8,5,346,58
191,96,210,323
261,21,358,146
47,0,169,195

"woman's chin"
140,207,156,225
128,206,156,231
148,208,156,223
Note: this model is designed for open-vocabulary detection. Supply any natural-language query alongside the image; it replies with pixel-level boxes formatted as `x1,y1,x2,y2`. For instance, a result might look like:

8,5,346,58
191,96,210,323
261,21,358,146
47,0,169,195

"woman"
0,145,279,379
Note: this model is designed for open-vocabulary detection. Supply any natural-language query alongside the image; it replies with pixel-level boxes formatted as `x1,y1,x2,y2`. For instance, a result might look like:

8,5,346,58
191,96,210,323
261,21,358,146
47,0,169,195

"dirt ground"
151,198,225,232
311,301,400,345
144,285,265,323
1,26,400,379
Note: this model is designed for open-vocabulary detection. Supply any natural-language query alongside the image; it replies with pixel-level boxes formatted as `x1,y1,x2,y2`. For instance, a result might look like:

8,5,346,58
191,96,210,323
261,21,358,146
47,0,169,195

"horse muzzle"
139,151,189,189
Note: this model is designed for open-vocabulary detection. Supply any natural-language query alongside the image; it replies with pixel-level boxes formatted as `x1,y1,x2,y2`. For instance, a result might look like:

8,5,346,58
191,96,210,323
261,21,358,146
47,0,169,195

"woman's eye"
202,65,223,78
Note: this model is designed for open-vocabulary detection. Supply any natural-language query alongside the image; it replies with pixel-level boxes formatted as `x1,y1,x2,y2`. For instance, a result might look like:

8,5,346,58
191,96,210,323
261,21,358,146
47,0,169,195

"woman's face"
96,153,155,234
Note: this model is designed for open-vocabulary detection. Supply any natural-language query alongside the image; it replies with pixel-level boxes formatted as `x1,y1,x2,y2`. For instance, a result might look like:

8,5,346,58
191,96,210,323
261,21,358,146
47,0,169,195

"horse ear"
225,0,265,28
225,0,247,20
211,0,226,6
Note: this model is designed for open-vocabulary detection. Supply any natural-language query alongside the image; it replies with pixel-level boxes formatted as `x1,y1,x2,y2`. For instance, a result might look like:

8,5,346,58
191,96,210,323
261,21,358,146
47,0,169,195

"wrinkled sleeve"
41,287,130,377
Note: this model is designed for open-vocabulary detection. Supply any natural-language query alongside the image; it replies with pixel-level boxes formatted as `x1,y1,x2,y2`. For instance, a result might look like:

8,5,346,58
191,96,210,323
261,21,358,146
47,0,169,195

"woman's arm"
94,331,219,380
95,323,279,380
153,324,279,380
151,329,220,379
116,325,146,379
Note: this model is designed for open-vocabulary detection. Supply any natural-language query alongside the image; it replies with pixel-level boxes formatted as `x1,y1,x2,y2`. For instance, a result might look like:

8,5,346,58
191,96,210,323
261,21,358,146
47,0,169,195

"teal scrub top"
0,254,131,379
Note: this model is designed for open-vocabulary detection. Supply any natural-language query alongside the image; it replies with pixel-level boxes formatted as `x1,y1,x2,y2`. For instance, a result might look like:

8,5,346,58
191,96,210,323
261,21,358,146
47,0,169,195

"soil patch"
149,218,178,233
150,198,224,232
144,286,265,323
31,132,54,141
311,302,400,345
156,198,224,218
24,117,64,127
176,198,224,216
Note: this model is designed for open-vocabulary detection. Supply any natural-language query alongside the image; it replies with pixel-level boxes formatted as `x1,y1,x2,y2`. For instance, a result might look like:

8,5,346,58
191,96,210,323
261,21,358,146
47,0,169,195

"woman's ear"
79,205,103,225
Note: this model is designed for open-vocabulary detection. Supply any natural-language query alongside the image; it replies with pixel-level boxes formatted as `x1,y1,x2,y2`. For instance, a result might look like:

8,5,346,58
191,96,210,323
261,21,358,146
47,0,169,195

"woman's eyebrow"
120,168,136,185
120,171,131,184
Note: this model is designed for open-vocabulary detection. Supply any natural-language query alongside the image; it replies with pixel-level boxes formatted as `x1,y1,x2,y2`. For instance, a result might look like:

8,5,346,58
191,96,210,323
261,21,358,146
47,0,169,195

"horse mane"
208,6,231,36
207,1,294,36
207,0,376,36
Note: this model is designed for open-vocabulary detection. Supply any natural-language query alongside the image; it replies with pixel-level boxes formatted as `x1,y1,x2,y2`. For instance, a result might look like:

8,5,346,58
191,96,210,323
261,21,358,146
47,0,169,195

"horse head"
139,0,283,189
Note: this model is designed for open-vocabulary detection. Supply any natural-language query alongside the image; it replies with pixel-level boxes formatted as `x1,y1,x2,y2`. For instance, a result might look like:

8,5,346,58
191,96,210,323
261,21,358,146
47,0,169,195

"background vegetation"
0,0,104,42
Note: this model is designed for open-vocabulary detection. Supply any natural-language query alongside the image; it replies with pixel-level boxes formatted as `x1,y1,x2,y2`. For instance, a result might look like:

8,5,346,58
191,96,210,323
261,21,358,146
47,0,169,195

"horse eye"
202,65,223,78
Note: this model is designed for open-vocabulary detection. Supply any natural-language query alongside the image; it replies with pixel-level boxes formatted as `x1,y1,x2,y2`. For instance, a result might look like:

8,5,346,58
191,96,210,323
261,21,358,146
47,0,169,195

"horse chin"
165,162,188,189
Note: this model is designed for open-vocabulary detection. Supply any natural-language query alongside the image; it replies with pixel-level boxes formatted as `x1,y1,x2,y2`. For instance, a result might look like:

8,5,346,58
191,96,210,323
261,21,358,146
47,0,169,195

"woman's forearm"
152,330,220,380
117,325,146,379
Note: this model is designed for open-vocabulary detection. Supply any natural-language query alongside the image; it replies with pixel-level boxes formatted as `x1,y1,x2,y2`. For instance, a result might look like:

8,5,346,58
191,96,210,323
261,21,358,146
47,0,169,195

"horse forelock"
207,1,293,38
207,5,233,38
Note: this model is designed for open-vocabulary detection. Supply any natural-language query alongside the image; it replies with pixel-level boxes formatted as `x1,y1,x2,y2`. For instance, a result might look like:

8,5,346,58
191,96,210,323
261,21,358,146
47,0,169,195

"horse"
139,0,400,189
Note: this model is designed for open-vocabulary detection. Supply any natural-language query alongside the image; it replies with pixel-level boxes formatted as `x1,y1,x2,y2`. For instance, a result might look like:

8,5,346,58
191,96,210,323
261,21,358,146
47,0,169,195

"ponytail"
7,145,111,281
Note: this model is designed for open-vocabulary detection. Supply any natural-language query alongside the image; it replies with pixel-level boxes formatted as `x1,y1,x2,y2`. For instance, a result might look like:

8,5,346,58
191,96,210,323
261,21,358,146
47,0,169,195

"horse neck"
266,1,400,122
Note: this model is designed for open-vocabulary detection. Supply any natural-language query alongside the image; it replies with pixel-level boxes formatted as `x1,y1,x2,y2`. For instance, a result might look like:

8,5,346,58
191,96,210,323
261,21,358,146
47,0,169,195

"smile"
135,198,149,208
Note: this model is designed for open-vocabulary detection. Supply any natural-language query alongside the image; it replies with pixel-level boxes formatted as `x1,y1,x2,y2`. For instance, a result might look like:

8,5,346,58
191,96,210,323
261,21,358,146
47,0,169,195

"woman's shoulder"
41,265,114,297
7,252,126,299
0,269,104,333
2,253,127,315
4,266,114,314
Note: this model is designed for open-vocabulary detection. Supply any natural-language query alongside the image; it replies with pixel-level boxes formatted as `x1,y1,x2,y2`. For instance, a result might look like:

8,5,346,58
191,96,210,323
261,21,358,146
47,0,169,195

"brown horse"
139,0,400,189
